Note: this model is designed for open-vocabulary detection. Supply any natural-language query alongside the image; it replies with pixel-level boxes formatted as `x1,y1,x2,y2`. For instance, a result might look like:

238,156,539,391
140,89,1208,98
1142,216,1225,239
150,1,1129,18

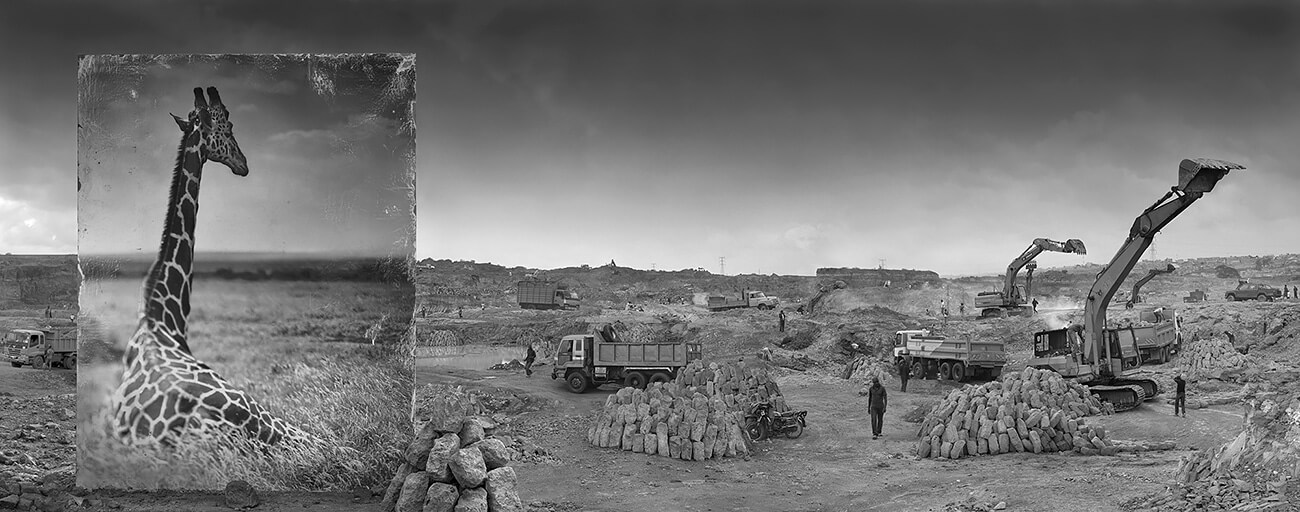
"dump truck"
1117,307,1182,365
4,328,77,369
707,290,780,311
516,280,580,310
892,329,1007,382
1027,158,1242,411
551,325,702,393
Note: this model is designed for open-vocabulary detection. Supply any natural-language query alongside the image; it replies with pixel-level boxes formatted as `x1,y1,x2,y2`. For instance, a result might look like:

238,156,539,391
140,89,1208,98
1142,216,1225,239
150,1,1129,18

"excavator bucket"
1178,158,1244,195
1064,239,1086,255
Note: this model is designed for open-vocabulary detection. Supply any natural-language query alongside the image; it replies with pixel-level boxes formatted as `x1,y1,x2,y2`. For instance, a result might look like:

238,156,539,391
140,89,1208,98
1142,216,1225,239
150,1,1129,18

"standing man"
896,356,911,392
778,309,787,332
458,306,464,319
1173,374,1186,417
44,346,54,370
868,376,888,439
524,343,537,377
959,302,966,317
1032,298,1039,312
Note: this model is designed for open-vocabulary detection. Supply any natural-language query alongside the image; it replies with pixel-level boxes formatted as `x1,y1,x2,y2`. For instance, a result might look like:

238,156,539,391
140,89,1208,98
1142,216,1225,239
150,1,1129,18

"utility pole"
878,259,886,270
719,256,726,276
651,263,656,271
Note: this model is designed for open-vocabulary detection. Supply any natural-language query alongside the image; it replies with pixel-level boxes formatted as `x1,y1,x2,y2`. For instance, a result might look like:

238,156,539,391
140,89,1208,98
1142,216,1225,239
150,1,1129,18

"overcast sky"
2,1,1297,274
75,54,415,257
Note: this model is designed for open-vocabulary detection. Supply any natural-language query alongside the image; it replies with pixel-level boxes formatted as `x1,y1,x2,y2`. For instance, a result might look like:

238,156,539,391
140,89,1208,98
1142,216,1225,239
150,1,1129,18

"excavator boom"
1129,263,1176,305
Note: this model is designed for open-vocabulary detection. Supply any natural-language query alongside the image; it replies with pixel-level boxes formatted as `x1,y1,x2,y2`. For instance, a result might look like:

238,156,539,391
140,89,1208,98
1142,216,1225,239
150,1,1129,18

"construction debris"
586,360,792,460
1177,334,1262,381
384,385,525,512
914,366,1115,459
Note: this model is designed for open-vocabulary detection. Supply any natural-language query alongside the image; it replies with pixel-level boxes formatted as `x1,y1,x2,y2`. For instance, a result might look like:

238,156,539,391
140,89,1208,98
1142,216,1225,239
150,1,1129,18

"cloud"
0,195,75,254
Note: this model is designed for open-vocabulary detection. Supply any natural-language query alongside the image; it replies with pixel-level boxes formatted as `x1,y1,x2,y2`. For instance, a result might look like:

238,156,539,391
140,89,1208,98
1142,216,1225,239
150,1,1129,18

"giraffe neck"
139,129,204,356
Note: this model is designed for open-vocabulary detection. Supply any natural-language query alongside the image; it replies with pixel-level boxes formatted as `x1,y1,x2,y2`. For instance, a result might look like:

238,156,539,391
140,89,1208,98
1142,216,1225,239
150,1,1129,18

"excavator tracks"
1086,384,1148,412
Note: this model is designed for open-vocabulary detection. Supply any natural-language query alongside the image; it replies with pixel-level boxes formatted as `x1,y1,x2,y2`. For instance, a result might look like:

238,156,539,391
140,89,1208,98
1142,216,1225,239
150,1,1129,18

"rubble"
1177,334,1265,381
385,385,525,512
585,360,794,460
914,366,1115,459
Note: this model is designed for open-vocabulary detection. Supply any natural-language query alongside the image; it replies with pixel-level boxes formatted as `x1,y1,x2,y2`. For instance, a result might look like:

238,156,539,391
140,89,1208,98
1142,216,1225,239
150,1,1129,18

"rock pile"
914,366,1117,459
1178,334,1259,381
841,356,896,383
383,385,525,512
586,360,789,460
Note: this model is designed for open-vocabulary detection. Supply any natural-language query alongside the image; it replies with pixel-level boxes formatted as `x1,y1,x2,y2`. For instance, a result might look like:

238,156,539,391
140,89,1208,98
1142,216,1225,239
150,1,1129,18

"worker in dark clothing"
1173,374,1186,417
778,310,787,332
458,306,464,319
959,302,966,317
896,356,911,392
524,344,537,377
1031,298,1039,312
867,376,888,439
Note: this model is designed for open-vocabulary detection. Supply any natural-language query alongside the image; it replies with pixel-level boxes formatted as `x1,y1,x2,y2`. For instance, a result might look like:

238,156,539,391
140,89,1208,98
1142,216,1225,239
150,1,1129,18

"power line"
719,256,726,276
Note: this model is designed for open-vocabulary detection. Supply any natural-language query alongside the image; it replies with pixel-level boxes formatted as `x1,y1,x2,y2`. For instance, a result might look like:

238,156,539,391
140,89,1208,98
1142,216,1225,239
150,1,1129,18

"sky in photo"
1,0,1297,275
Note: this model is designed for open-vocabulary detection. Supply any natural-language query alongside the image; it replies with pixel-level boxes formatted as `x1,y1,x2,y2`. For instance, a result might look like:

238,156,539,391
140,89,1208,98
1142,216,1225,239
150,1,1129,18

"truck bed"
595,342,702,366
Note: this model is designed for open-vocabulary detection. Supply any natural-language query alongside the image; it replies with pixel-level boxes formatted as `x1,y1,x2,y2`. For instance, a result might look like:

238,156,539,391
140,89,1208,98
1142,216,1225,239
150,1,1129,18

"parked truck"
1117,307,1182,365
892,329,1007,382
4,328,77,369
516,280,581,310
551,325,702,393
707,290,780,312
1225,282,1282,302
1183,290,1208,303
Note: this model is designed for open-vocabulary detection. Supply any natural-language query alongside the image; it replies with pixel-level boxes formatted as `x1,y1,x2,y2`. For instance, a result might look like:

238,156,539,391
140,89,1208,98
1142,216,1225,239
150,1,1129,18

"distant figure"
524,344,537,377
884,280,891,288
867,376,888,439
1031,298,1039,312
420,306,428,318
896,356,911,392
1286,287,1291,299
959,302,966,316
44,346,54,370
778,310,787,332
45,306,51,319
1173,374,1186,417
458,306,464,319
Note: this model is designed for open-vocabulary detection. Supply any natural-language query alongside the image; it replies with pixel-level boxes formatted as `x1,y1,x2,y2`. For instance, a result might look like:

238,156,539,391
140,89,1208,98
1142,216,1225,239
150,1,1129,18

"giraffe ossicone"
108,86,330,458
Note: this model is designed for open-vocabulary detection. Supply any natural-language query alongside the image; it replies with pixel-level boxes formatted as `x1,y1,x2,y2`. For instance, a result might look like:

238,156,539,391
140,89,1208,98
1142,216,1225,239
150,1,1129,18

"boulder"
484,467,524,512
395,472,430,512
449,447,487,488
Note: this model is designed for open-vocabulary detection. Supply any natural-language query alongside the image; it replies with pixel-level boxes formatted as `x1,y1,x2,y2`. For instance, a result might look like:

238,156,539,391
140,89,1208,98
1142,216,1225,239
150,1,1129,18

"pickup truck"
706,290,780,312
551,326,702,393
1225,283,1282,302
893,330,1007,382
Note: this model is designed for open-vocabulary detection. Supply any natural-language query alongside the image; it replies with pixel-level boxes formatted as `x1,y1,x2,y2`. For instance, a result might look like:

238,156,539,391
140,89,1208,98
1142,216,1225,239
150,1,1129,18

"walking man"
778,309,787,332
868,376,888,439
458,305,464,319
896,356,911,392
959,302,966,317
524,343,537,377
1032,298,1039,312
1173,374,1186,417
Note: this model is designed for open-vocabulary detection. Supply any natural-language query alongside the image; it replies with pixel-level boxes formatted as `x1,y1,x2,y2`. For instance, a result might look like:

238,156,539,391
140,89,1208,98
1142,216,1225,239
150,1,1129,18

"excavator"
1124,263,1176,309
1026,158,1243,411
975,238,1087,318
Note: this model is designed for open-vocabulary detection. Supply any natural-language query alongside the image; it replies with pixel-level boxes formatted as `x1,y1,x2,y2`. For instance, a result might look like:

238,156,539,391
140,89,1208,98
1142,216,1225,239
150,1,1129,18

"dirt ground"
409,362,1244,512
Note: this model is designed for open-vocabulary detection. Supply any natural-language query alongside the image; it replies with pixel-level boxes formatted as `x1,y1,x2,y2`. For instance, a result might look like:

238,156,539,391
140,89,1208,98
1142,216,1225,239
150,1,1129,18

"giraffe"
107,87,330,458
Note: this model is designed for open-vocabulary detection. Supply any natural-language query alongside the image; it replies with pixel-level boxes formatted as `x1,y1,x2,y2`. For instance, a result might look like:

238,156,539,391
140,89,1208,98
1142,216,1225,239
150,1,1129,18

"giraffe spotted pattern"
107,87,334,460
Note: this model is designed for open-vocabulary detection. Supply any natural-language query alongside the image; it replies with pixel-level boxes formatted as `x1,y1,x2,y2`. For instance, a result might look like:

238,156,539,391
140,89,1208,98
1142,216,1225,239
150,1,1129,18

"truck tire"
33,356,45,369
1260,294,1271,302
911,361,925,380
938,362,952,381
1226,293,1237,301
951,362,967,382
64,354,77,369
649,372,671,385
566,372,590,393
625,372,648,390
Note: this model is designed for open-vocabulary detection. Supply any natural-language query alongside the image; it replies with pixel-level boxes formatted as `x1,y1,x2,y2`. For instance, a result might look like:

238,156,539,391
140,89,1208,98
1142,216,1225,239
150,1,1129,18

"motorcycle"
743,400,807,441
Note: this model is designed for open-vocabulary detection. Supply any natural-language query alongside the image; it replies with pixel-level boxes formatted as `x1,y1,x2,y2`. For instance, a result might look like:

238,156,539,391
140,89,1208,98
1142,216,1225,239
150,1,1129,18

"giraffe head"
171,87,248,176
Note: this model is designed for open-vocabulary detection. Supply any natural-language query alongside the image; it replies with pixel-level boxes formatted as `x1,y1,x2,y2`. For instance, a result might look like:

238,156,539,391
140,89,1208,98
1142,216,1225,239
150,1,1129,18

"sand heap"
586,360,791,460
914,366,1116,459
1178,334,1261,381
381,385,524,512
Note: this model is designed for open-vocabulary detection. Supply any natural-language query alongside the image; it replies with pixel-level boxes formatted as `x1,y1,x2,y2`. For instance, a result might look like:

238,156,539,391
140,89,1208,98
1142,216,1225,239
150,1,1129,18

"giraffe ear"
171,113,191,132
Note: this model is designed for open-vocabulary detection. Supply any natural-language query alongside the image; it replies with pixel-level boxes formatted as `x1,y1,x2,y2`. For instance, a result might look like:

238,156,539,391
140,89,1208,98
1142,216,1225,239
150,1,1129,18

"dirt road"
417,361,1245,512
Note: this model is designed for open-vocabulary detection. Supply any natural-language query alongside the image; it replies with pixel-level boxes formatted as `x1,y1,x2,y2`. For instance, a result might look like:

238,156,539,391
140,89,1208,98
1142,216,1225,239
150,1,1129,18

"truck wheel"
64,355,77,370
625,372,648,390
1260,294,1272,302
32,356,45,369
938,362,952,381
910,361,925,380
566,372,590,393
951,362,967,382
649,372,671,385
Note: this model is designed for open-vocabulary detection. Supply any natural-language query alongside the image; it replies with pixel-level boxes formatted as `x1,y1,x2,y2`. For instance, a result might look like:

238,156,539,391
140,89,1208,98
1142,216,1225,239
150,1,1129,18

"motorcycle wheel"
744,418,768,442
784,421,804,439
